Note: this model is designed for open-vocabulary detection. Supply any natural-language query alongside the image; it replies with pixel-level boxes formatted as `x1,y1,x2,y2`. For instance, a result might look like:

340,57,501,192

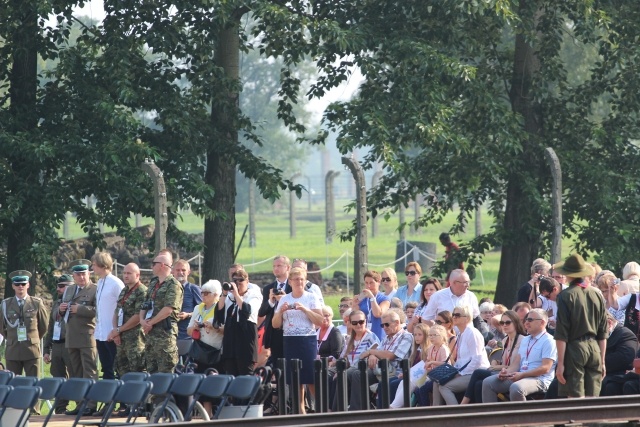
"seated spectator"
337,308,352,337
330,310,379,411
432,305,490,405
461,310,525,404
512,302,532,324
309,305,344,402
493,304,508,316
600,311,638,396
595,270,625,324
482,309,557,402
390,297,403,309
537,276,561,331
404,301,418,329
408,278,442,333
381,268,398,299
338,297,352,317
413,325,452,407
347,311,412,410
388,323,429,407
353,270,391,340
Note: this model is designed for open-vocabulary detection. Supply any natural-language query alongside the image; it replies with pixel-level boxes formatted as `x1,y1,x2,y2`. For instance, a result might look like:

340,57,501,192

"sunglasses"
232,278,246,283
382,322,396,327
405,271,418,276
13,283,28,287
351,320,366,326
499,320,513,326
57,284,69,288
435,320,444,325
152,261,170,268
201,291,212,296
524,317,542,323
381,277,392,282
452,313,466,318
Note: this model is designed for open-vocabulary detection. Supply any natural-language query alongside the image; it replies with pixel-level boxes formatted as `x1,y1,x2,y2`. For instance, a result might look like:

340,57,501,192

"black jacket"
606,324,638,376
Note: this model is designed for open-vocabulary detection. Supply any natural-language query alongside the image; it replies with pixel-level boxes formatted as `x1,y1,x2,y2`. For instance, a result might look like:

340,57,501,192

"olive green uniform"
115,282,148,375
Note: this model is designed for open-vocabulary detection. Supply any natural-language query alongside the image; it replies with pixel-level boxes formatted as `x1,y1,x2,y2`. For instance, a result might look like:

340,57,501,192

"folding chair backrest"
196,375,234,400
0,385,13,406
168,373,204,397
2,386,42,427
9,376,38,387
148,373,177,396
36,377,65,401
41,378,93,427
102,381,153,425
73,380,122,427
120,372,150,383
225,375,261,401
0,371,14,385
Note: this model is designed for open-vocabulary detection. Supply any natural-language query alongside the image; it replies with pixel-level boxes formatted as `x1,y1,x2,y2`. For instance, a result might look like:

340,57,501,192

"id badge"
53,321,62,340
521,360,529,371
145,302,154,320
17,326,27,342
117,308,124,327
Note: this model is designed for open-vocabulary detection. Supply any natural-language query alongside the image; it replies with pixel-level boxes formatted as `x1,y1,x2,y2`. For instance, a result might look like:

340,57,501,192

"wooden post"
342,156,367,294
475,206,482,237
141,159,168,253
545,147,562,264
290,172,301,239
412,194,421,235
371,171,383,238
325,170,340,243
63,212,69,239
249,179,256,247
399,203,406,241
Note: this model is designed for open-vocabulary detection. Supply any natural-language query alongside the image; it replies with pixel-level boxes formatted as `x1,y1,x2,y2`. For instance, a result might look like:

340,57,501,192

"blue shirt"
518,331,557,387
359,292,390,340
178,282,202,340
395,284,423,307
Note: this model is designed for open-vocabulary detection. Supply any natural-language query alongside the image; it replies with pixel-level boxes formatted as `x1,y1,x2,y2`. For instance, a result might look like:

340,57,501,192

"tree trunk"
494,6,544,305
203,24,240,281
5,1,38,298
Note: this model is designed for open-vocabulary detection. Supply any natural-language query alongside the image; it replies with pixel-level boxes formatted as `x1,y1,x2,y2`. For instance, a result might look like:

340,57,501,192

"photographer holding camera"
216,269,263,375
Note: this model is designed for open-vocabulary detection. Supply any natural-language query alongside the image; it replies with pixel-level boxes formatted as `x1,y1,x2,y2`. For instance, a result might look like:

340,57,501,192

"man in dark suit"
60,259,98,416
0,270,49,378
258,255,291,365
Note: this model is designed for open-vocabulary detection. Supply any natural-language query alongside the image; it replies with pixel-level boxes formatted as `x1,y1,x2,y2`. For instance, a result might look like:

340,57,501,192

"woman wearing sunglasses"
460,310,525,404
380,268,398,299
432,305,490,405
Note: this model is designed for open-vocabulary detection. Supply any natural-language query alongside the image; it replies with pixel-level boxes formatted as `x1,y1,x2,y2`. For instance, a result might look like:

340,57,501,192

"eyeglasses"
381,277,392,282
382,322,397,327
524,317,542,323
351,320,366,326
201,291,212,296
405,271,418,276
338,304,350,309
452,313,466,318
152,261,169,268
232,278,246,283
453,280,470,286
499,320,513,326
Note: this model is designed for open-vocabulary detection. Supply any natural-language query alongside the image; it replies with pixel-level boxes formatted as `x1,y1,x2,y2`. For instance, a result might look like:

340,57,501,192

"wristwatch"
116,327,120,333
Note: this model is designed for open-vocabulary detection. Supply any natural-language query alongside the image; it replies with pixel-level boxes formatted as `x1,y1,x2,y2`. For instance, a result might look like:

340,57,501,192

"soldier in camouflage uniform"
139,252,183,373
107,263,147,375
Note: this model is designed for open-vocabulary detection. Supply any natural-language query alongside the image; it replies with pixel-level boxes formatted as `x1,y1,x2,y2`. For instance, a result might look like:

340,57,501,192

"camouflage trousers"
145,328,178,374
115,339,146,376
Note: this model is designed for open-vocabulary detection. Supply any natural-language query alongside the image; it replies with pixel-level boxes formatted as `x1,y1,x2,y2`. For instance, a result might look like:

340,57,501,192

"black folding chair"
42,378,94,427
9,376,38,387
0,385,42,427
152,373,204,423
119,372,150,383
217,375,261,419
0,385,13,407
189,374,233,420
147,372,177,397
0,371,14,385
73,379,122,427
98,381,153,426
36,377,65,414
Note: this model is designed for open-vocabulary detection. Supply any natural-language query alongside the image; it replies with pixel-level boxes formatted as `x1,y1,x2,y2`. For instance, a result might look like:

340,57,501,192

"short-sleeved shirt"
115,282,147,342
555,284,607,343
380,329,413,375
421,288,480,321
275,291,321,336
518,331,557,387
145,275,183,336
340,330,380,366
395,284,423,307
359,292,391,340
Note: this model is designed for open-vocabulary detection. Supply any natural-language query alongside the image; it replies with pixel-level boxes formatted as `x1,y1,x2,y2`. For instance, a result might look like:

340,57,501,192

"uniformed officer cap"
57,274,74,284
9,270,32,284
70,259,92,273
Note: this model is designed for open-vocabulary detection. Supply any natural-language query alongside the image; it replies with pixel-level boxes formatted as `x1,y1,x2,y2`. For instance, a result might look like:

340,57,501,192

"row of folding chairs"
0,370,262,426
0,384,42,427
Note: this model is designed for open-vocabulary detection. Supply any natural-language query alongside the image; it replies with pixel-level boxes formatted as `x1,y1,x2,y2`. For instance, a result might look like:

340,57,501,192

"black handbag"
427,353,471,385
188,339,221,366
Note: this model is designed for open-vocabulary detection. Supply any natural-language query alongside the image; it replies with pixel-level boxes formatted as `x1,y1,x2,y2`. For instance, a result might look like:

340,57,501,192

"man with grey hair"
421,269,480,325
482,308,557,402
347,310,412,410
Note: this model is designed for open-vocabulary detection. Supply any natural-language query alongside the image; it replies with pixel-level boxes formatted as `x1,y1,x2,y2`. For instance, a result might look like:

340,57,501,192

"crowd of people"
1,248,639,417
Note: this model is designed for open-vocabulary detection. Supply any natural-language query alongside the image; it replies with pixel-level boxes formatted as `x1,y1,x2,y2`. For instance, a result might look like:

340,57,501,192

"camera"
274,288,285,296
141,301,153,311
222,282,233,292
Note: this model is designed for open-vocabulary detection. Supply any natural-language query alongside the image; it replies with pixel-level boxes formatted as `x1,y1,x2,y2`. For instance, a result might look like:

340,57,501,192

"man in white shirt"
422,269,480,324
91,252,124,381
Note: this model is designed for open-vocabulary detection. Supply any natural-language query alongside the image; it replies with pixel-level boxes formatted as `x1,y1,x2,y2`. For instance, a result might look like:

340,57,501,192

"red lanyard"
150,280,163,299
383,331,401,351
119,282,140,306
525,333,544,360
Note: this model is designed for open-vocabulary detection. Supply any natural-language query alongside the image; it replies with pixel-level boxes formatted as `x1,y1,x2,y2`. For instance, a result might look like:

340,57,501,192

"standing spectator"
439,232,464,272
516,259,551,305
595,271,625,324
600,311,638,396
216,269,263,376
292,258,325,305
554,254,608,398
107,263,146,376
353,270,391,340
351,311,413,410
482,308,556,402
432,305,490,405
139,252,183,374
91,252,124,381
0,270,49,377
380,268,398,299
422,269,480,326
258,255,291,365
43,274,73,414
620,261,640,295
228,263,244,281
61,259,98,416
395,262,423,307
172,259,202,362
272,267,322,414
